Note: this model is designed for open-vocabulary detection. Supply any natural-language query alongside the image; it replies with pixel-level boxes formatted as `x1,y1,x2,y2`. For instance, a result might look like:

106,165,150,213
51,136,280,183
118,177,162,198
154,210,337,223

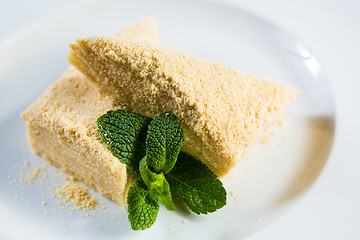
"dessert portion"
22,18,159,206
68,37,300,176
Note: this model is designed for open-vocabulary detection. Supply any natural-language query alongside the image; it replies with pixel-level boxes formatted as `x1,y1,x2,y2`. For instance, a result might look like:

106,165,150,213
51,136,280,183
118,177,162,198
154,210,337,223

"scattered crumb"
261,135,271,145
270,131,276,136
182,220,188,224
51,191,57,199
11,156,107,226
13,160,49,188
98,225,103,229
168,227,173,231
229,189,243,205
26,166,46,184
277,118,285,126
57,180,98,209
257,218,262,222
222,173,234,180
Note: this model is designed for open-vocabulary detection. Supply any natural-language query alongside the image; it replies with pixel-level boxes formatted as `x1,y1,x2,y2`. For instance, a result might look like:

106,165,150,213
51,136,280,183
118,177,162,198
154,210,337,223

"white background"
1,0,359,239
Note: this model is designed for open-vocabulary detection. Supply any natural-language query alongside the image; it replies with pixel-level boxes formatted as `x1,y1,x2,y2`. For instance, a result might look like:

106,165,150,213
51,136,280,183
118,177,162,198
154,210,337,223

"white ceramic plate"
0,0,335,239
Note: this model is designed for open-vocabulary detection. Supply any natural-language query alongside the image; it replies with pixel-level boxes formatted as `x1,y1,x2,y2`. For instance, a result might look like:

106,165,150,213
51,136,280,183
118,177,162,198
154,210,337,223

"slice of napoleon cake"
68,36,300,177
22,18,159,206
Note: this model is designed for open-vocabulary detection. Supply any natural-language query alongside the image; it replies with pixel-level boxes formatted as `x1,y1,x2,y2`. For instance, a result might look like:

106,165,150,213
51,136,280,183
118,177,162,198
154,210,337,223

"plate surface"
0,0,335,239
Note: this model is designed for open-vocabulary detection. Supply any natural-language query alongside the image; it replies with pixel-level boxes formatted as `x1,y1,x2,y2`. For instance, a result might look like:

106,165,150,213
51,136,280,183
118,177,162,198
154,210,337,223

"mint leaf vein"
97,109,151,177
146,112,185,173
127,179,159,230
166,152,227,215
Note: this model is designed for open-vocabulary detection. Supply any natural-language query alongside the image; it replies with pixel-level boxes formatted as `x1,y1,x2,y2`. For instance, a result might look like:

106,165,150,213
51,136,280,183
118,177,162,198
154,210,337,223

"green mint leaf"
139,157,176,210
97,109,151,177
146,112,185,173
127,179,159,230
166,152,227,215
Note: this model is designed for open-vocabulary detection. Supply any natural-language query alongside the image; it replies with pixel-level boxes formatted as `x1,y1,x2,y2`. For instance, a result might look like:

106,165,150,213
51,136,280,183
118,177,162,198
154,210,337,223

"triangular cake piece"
68,37,300,176
22,18,159,206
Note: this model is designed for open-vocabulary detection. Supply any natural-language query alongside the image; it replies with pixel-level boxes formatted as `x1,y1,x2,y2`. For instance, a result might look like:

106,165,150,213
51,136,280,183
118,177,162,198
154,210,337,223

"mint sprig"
97,110,227,230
